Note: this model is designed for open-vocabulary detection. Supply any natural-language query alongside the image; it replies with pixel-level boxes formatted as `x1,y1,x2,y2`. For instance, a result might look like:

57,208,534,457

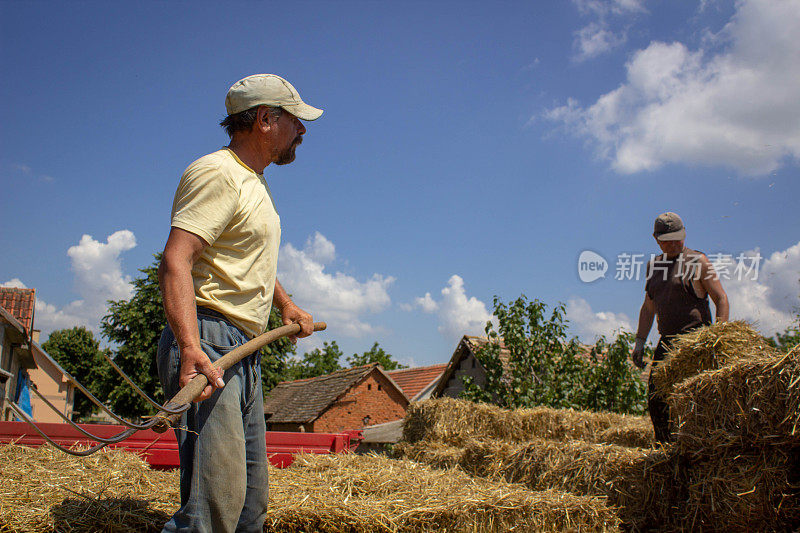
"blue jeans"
157,310,268,533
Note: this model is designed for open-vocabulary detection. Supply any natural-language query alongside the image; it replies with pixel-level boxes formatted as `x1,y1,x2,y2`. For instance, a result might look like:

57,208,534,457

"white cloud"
3,230,136,338
722,241,800,336
572,0,644,61
278,232,394,339
567,297,633,341
574,0,645,17
549,0,800,175
414,293,439,313
409,275,494,342
575,23,626,61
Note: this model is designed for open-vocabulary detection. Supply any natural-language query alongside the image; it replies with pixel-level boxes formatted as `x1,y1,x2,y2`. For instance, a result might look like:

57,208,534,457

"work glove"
632,337,647,369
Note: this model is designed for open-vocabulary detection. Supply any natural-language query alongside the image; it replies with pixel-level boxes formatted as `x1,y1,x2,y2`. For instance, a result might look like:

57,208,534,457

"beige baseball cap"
224,74,323,121
653,212,686,241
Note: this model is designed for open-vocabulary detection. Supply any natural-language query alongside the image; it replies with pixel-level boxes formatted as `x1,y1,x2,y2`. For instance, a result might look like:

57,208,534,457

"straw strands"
395,437,678,531
666,343,800,531
0,443,178,532
267,452,621,532
679,447,800,531
651,320,776,398
0,443,621,532
670,344,800,453
402,397,654,449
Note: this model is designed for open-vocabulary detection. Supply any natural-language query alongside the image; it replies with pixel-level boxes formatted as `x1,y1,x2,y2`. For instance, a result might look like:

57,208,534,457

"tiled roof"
264,363,400,424
0,287,35,333
462,336,512,369
433,335,512,396
386,364,447,400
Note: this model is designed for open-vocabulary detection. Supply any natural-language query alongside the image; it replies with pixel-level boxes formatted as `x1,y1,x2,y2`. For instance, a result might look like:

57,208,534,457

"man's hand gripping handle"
152,321,326,433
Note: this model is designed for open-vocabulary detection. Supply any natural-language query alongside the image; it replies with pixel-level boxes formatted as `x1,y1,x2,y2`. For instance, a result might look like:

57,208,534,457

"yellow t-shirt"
170,148,281,338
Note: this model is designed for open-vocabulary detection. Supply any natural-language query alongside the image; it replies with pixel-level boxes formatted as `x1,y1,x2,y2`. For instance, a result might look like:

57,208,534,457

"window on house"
368,384,372,390
377,384,382,391
472,358,476,369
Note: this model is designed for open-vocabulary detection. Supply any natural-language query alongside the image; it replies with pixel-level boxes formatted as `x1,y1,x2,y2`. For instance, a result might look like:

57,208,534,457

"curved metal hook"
100,350,189,415
7,401,140,457
26,384,188,444
31,344,165,430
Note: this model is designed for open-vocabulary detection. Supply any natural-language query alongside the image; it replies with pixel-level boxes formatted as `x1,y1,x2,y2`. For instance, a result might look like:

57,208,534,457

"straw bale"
402,397,654,448
680,447,800,531
266,452,621,532
0,443,178,533
651,321,776,399
0,443,621,532
392,439,464,470
396,437,678,531
670,344,800,454
596,420,655,449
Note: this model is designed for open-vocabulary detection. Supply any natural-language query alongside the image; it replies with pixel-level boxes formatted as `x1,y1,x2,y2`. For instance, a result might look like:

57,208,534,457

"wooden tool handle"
152,321,326,433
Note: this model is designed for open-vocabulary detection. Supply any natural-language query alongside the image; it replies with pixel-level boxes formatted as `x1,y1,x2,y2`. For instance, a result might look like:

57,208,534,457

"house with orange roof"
386,363,447,401
263,363,409,433
0,287,75,422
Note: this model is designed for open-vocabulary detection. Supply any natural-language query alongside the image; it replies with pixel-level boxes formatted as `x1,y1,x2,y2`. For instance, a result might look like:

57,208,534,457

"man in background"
632,212,729,443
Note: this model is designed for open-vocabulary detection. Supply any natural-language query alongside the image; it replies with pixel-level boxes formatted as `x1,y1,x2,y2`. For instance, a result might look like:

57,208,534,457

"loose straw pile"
0,443,178,532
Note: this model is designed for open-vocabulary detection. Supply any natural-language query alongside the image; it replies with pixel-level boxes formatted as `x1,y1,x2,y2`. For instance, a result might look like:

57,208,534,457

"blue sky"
2,0,798,367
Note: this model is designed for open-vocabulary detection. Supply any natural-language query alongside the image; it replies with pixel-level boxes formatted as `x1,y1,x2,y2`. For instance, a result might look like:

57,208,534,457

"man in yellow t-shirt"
156,74,323,533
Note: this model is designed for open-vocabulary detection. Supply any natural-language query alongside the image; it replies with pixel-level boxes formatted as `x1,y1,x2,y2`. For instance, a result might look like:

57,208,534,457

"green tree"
770,326,800,352
461,295,647,415
100,255,168,418
286,341,344,380
100,254,296,418
346,341,406,370
259,308,297,393
577,332,648,414
41,326,111,421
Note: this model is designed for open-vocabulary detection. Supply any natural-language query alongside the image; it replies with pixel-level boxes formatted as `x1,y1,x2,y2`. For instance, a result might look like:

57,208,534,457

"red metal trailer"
0,421,362,469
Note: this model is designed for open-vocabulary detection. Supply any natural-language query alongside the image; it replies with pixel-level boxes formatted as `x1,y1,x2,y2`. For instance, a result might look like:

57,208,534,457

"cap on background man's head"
653,212,686,241
225,74,323,121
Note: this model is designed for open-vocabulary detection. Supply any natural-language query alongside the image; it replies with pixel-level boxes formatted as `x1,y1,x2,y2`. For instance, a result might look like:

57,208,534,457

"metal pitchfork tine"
100,350,188,415
11,321,326,456
27,341,177,431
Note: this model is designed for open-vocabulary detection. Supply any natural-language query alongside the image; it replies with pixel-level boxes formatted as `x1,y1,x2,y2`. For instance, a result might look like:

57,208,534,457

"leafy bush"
461,295,647,415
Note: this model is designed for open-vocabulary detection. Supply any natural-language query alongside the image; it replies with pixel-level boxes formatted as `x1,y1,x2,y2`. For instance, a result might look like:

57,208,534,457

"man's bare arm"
699,255,730,323
158,227,224,402
632,294,656,368
272,279,314,343
636,294,656,340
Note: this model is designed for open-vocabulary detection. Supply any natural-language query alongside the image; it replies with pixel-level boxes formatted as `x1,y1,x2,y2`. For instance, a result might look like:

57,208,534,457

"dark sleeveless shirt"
645,247,713,338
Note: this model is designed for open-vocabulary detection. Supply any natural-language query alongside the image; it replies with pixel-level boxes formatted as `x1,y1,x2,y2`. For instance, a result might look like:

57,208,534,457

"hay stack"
402,397,654,448
268,453,621,532
651,321,775,398
0,444,621,532
665,344,800,530
670,344,800,453
395,437,678,531
679,448,800,531
0,443,178,532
